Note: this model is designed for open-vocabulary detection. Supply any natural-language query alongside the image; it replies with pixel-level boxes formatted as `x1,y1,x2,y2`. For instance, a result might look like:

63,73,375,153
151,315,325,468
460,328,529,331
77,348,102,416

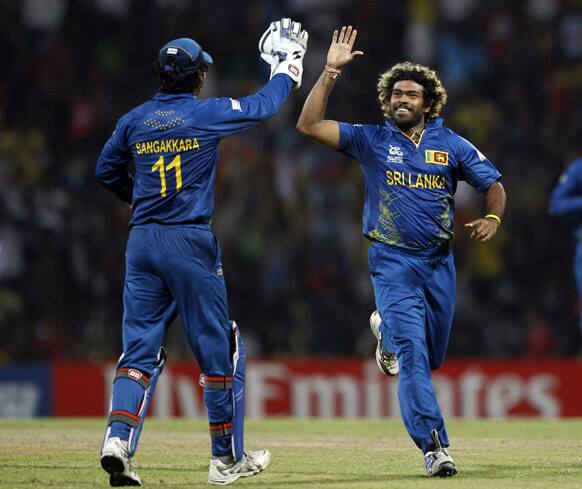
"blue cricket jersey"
339,118,501,252
96,74,293,226
549,158,582,239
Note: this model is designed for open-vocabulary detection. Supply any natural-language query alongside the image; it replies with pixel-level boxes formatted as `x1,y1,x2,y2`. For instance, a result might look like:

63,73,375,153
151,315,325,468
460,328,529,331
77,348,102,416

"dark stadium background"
1,0,582,363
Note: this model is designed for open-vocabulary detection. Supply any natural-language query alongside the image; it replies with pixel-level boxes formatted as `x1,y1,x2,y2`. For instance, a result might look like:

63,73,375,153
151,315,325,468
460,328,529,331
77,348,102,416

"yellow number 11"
151,154,182,198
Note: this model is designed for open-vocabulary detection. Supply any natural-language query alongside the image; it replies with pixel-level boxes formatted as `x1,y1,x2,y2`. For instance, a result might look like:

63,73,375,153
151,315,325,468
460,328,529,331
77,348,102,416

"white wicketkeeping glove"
258,20,282,58
258,18,308,89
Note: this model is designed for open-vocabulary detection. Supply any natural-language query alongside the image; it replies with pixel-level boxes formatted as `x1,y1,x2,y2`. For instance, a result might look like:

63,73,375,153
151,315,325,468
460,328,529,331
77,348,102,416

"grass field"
0,418,581,488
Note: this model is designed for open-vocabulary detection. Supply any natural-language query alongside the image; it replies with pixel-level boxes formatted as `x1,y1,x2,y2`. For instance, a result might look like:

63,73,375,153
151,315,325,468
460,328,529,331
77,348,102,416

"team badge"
425,150,449,166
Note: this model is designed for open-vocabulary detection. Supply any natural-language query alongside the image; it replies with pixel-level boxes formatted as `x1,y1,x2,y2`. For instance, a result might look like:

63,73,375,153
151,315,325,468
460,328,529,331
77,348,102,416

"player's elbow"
296,106,316,134
296,120,340,149
95,161,110,184
95,161,116,188
296,118,310,135
296,119,320,139
95,164,105,182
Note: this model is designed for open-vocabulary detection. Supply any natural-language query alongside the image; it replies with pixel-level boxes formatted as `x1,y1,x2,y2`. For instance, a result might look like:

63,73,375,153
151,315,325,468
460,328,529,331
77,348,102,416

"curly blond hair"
377,61,447,121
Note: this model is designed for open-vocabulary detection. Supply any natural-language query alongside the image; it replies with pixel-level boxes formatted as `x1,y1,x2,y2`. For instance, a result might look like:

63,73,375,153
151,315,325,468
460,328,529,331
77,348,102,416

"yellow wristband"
485,213,501,225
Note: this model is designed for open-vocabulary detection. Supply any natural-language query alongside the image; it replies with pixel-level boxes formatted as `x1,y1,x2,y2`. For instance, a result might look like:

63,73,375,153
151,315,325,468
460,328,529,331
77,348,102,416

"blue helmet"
158,38,213,73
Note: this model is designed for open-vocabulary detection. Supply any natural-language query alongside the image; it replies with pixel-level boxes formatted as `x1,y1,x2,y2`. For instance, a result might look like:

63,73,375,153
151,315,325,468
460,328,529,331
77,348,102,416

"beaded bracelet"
324,65,342,80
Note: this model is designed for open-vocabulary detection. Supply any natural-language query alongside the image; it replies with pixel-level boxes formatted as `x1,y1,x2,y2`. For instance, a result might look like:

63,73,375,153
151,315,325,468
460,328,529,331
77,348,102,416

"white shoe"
424,429,457,477
370,310,399,376
208,449,271,485
101,437,142,486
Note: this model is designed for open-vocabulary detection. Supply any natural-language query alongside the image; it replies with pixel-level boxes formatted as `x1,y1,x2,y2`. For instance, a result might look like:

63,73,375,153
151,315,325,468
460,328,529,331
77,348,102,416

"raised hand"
258,18,309,89
259,18,308,61
327,26,364,70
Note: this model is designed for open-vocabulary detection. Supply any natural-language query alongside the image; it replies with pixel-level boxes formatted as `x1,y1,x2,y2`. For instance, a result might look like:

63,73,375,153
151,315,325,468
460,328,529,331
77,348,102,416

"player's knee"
107,368,152,429
397,338,430,371
113,367,152,390
116,355,159,378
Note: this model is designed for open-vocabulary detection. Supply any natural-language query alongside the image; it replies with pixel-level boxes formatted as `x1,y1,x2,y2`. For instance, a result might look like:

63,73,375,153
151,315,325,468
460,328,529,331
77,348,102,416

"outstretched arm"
296,26,364,149
207,18,308,138
465,180,506,242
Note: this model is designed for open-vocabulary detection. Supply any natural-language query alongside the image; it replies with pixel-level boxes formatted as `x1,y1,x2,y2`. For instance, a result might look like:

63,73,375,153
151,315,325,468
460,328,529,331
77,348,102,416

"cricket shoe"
101,437,142,486
369,310,399,376
424,429,457,477
208,449,271,485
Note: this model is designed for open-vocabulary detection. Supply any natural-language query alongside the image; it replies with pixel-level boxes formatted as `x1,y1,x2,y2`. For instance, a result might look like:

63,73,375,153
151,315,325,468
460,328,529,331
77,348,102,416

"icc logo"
389,145,403,156
387,145,404,163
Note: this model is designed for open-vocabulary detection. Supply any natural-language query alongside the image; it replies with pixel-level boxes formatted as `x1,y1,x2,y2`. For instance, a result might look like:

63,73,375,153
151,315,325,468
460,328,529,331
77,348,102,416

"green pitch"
0,418,581,488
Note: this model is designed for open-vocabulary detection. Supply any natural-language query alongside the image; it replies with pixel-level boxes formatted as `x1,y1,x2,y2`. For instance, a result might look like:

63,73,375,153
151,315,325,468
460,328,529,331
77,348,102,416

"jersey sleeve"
455,135,501,192
548,160,582,216
95,115,134,205
202,74,293,138
338,123,375,162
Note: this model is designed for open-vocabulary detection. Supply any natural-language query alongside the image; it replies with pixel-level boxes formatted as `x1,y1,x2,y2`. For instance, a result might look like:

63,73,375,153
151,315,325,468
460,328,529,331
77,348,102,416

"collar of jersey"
384,117,443,148
153,92,197,101
384,117,443,133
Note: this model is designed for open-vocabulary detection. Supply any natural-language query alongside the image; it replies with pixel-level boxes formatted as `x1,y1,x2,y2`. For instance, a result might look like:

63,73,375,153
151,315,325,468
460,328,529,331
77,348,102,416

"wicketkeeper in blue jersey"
95,19,308,486
297,26,506,477
549,152,582,348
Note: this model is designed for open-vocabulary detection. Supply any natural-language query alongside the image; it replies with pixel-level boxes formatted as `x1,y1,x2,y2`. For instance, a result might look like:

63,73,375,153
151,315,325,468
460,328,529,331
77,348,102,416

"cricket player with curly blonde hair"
297,26,506,477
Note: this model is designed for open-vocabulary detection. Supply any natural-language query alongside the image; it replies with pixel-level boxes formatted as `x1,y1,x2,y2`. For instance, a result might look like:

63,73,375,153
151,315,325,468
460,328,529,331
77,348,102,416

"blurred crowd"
1,0,582,361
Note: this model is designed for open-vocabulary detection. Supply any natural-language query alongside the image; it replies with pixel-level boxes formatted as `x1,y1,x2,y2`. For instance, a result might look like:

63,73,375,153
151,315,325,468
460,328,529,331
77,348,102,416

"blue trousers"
108,224,240,457
120,225,231,375
369,241,455,453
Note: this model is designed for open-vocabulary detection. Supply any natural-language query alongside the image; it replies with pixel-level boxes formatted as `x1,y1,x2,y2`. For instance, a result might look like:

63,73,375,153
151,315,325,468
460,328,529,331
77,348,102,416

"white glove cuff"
273,59,303,88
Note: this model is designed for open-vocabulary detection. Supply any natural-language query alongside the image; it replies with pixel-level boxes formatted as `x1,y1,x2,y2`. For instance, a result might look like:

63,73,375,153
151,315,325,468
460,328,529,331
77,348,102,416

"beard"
389,105,425,131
